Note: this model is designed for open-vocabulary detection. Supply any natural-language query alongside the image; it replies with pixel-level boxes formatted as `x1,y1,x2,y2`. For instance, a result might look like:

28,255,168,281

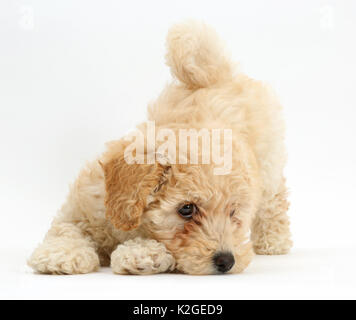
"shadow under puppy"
28,21,292,275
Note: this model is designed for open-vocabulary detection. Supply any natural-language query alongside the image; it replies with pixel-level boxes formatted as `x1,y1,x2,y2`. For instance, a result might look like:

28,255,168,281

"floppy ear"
102,149,167,231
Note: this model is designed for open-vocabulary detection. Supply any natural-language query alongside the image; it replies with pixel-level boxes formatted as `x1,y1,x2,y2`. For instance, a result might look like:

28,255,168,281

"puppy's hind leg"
28,222,100,275
251,180,292,255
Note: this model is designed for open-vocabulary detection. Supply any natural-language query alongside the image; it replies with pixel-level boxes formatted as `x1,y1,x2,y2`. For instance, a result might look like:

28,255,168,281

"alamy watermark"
320,4,335,30
123,121,233,175
18,5,35,31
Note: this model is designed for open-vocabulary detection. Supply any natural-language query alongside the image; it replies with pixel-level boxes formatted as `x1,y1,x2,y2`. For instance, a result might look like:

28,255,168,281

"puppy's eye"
178,203,197,219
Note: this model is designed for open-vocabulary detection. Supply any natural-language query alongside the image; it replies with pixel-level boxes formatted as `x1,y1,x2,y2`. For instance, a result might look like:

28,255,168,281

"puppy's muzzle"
213,252,235,273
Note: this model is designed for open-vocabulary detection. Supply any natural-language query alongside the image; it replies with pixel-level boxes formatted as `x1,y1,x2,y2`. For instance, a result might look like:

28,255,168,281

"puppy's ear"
102,148,167,231
165,20,233,89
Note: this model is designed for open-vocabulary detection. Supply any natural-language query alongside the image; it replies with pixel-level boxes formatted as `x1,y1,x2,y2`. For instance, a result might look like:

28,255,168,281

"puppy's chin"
167,241,254,275
172,249,216,275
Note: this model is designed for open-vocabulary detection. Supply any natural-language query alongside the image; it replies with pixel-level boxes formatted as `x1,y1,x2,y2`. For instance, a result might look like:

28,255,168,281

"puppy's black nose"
213,252,235,273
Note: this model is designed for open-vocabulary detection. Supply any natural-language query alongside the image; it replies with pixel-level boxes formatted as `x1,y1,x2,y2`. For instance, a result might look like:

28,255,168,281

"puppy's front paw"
28,238,100,274
111,238,175,275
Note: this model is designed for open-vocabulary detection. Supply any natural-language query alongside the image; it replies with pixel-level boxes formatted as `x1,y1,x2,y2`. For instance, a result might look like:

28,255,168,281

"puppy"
28,21,292,275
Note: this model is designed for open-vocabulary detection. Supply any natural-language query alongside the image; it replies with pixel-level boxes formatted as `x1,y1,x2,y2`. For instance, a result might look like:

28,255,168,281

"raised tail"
165,20,234,89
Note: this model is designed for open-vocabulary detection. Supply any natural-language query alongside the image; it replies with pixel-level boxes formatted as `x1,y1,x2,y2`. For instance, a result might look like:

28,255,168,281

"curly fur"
111,238,175,275
28,21,292,275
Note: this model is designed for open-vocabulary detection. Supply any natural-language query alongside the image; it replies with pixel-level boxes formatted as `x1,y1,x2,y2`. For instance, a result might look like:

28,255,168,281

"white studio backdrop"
0,0,356,292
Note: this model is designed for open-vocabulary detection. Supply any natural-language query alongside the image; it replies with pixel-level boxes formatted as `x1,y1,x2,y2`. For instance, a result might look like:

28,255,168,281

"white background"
1,0,356,299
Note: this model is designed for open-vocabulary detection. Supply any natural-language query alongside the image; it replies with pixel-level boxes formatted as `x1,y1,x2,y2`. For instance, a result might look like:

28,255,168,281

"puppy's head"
102,139,259,275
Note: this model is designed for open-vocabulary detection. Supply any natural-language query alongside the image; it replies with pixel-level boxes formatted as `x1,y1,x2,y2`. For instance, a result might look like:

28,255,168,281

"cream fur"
111,238,175,275
28,21,292,275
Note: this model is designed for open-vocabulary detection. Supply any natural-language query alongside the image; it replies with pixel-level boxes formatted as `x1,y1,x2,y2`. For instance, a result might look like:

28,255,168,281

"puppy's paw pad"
28,238,100,274
111,238,175,275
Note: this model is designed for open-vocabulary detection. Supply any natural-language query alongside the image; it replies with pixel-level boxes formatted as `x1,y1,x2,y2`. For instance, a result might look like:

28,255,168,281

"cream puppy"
28,21,292,275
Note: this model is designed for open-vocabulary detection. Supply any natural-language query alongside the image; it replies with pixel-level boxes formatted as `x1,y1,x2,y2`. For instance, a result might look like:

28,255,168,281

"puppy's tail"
165,21,234,89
